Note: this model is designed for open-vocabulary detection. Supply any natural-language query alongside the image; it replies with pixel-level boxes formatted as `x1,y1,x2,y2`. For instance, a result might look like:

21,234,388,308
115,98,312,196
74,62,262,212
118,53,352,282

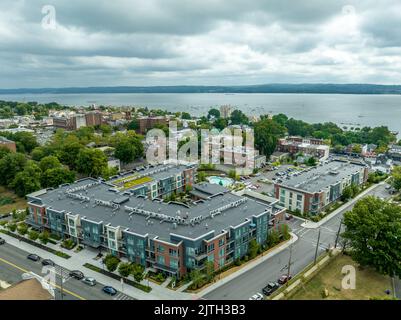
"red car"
278,274,292,285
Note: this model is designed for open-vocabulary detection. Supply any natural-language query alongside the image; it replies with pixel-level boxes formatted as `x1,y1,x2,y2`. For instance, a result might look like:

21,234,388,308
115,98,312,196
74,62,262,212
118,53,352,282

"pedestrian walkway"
114,292,135,300
161,277,171,288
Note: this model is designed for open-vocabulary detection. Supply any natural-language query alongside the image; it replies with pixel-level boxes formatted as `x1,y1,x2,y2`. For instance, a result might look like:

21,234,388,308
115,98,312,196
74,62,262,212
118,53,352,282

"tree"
17,223,28,235
39,156,61,172
306,157,317,166
391,166,401,191
103,254,120,272
75,148,107,177
118,262,133,279
197,171,206,182
132,264,145,283
266,229,280,248
254,118,286,157
127,119,139,131
341,185,353,201
114,139,138,164
272,113,288,126
181,112,191,120
248,239,260,259
0,152,27,186
28,230,39,241
38,231,50,244
12,132,38,153
41,167,76,188
230,109,249,125
0,146,11,159
10,162,42,197
342,196,401,277
213,118,228,130
207,108,220,119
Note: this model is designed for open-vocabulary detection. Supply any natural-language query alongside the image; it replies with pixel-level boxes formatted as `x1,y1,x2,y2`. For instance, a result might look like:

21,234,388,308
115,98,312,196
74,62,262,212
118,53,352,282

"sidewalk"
0,230,194,300
197,232,298,297
301,181,386,229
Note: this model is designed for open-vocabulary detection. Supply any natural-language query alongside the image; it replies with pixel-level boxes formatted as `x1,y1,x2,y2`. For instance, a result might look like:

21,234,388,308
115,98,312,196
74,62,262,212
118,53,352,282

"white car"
249,293,264,300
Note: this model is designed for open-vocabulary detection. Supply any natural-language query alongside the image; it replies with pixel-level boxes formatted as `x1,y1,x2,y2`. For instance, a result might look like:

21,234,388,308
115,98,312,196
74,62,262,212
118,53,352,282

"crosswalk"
113,292,135,300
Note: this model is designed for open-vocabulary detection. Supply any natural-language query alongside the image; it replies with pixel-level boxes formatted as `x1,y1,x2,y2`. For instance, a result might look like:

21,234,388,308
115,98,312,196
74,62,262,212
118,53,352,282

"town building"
138,116,168,135
26,165,283,279
274,160,368,215
0,136,16,152
277,136,330,161
388,144,401,162
85,111,103,127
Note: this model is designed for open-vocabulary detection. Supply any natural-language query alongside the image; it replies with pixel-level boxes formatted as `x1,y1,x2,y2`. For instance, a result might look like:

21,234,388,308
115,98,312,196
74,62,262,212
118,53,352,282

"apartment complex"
0,136,16,152
26,165,282,279
277,136,330,161
274,160,368,215
138,116,168,134
53,112,104,130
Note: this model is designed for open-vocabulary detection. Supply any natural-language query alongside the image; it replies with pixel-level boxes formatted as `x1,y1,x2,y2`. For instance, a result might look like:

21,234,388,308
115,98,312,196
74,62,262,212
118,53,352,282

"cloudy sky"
0,0,401,88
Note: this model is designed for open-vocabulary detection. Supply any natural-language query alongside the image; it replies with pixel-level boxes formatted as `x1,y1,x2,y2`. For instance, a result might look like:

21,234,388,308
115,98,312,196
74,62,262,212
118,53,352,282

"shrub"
50,233,62,241
28,230,39,241
62,238,76,250
38,231,50,244
7,222,17,232
17,223,28,235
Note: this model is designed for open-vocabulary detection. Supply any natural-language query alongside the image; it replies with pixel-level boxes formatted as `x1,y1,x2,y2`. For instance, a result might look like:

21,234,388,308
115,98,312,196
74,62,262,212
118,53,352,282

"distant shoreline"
1,83,401,95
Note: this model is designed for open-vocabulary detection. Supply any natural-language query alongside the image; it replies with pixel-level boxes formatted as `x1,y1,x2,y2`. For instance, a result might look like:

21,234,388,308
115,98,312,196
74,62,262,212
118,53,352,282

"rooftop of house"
0,278,53,300
28,173,272,242
276,160,366,194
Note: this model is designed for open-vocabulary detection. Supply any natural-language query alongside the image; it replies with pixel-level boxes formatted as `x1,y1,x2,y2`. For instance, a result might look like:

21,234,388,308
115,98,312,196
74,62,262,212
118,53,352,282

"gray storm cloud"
0,0,400,88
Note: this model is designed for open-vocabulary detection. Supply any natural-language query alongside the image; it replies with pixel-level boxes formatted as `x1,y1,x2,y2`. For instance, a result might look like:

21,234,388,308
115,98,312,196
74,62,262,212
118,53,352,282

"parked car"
69,270,84,280
278,274,292,285
249,293,264,300
82,277,97,286
285,214,294,220
102,286,117,296
262,282,280,296
0,237,5,245
27,254,40,262
41,259,55,266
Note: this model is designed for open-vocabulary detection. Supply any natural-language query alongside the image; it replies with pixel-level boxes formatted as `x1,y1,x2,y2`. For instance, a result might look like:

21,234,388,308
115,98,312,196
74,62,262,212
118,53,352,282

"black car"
41,259,55,266
0,237,5,245
27,254,40,262
262,282,280,296
69,270,84,280
102,286,117,296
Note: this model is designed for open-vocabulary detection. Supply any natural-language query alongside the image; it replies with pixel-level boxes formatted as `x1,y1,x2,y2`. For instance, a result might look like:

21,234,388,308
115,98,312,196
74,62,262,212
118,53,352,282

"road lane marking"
0,257,86,300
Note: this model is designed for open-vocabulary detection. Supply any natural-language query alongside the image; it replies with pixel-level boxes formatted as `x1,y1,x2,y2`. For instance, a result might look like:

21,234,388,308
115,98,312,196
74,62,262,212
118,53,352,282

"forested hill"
1,84,401,94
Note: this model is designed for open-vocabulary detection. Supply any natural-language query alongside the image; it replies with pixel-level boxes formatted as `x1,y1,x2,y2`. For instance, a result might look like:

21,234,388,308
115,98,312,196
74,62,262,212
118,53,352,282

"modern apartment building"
277,136,330,161
26,165,282,279
274,160,368,215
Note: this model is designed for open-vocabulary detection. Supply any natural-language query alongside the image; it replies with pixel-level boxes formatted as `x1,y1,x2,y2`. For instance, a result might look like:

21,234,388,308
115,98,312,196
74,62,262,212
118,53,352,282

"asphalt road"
203,182,391,300
0,242,134,300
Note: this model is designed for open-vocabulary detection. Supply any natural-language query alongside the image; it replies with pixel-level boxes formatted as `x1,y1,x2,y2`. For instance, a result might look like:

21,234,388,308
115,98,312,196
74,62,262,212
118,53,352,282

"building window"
207,243,215,252
157,245,165,253
157,255,165,265
169,248,177,256
218,238,224,247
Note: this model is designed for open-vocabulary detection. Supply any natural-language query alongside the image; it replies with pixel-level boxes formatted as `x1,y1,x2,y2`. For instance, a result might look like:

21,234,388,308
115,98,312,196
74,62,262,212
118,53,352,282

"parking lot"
242,164,304,197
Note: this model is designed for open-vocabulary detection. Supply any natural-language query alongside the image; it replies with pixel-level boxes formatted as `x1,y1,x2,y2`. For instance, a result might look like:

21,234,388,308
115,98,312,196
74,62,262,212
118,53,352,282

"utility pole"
334,219,343,249
314,228,321,265
286,243,293,286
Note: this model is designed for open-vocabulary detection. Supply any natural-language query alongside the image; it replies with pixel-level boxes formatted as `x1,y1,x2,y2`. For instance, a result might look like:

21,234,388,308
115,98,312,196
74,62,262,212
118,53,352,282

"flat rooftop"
277,160,366,193
30,178,270,242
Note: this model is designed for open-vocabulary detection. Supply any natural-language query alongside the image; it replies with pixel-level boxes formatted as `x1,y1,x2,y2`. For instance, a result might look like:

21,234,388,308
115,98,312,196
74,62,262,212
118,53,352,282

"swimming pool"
207,176,234,187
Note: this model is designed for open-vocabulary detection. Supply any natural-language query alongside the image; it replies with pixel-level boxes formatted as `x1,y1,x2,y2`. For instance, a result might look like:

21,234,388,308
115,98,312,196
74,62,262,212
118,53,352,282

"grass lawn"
289,254,393,300
0,187,27,214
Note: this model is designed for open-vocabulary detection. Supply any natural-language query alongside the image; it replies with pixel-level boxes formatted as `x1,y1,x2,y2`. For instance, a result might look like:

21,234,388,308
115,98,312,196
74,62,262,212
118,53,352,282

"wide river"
1,93,401,133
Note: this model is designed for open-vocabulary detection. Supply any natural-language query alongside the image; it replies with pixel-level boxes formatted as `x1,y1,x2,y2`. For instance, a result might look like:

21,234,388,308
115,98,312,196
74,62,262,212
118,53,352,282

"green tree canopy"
0,152,27,186
75,148,108,177
254,118,286,157
342,196,401,278
11,162,42,197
